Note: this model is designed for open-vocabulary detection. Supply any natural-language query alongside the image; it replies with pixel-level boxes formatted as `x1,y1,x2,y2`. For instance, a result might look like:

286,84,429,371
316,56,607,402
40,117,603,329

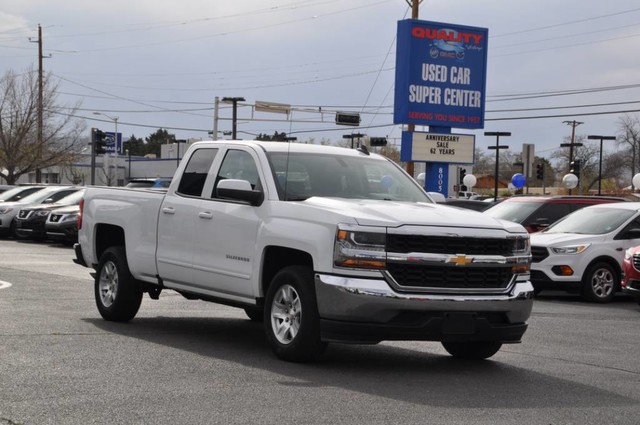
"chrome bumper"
314,273,534,343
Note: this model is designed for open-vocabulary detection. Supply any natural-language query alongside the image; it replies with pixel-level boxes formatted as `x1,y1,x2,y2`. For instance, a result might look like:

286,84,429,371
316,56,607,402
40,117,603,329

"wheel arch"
583,255,622,289
94,224,125,265
261,246,313,298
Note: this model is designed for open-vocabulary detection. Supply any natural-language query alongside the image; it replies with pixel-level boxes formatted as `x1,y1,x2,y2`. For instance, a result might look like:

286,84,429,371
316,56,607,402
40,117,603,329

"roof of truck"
191,140,385,158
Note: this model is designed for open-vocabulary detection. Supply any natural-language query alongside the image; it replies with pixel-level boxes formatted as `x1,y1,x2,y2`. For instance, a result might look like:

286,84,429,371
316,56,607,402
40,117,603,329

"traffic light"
570,160,581,180
92,128,108,155
335,112,361,126
369,137,387,147
459,168,466,185
536,163,545,180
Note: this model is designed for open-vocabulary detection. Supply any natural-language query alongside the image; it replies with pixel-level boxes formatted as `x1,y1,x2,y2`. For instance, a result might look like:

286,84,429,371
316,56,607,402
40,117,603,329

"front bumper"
622,278,640,297
315,273,533,344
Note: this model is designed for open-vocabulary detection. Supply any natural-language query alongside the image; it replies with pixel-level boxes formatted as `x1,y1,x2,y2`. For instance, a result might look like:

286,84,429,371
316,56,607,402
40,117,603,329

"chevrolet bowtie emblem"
449,254,473,266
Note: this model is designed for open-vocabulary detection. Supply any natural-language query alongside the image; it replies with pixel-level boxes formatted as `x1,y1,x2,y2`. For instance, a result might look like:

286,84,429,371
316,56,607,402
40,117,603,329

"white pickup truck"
74,140,534,362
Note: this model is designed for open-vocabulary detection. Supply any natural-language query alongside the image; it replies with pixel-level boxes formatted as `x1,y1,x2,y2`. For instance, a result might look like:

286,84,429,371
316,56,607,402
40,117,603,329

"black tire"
244,307,263,322
441,341,502,360
9,219,18,239
95,246,143,322
581,262,617,303
264,265,327,362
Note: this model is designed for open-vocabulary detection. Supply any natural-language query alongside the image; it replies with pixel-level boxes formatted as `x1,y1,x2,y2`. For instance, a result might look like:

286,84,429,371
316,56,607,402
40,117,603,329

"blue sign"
394,19,488,129
424,163,449,197
105,132,122,154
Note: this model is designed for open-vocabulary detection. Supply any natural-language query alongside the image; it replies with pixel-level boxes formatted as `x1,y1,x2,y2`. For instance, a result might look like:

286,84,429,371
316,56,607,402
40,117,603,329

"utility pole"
212,96,219,140
562,120,584,165
404,0,423,178
29,25,45,183
561,120,584,194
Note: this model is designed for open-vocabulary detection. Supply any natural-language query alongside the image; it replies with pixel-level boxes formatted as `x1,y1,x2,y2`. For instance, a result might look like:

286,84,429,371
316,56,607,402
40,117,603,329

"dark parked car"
45,204,81,244
13,189,85,240
483,195,628,233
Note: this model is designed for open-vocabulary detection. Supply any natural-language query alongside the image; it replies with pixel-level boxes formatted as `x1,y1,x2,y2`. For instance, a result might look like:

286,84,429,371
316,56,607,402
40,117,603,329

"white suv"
530,202,640,303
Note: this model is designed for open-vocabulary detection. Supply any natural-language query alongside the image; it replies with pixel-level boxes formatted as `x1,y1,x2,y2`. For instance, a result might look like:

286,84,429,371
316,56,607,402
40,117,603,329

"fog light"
552,265,574,276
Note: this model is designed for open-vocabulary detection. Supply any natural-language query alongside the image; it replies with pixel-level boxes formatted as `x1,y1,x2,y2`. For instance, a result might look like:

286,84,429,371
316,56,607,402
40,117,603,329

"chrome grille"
386,263,513,290
633,254,640,272
387,234,515,255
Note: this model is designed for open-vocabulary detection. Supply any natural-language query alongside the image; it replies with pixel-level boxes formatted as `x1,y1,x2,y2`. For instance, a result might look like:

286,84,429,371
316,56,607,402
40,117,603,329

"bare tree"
617,114,640,187
0,67,85,184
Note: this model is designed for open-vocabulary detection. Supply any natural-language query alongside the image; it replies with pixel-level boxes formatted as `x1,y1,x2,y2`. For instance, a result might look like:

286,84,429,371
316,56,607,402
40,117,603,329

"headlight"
334,227,386,269
625,248,636,260
60,214,78,223
551,244,590,254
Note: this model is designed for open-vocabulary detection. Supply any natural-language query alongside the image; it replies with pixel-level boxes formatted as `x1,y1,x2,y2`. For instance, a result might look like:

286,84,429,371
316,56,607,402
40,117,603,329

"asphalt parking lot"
0,239,639,425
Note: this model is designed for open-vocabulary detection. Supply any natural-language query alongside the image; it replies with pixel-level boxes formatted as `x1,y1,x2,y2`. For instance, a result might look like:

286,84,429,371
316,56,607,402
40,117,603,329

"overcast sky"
1,0,639,161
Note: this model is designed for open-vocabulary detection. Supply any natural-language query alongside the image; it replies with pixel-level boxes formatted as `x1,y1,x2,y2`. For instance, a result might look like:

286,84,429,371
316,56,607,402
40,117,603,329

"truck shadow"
84,313,635,410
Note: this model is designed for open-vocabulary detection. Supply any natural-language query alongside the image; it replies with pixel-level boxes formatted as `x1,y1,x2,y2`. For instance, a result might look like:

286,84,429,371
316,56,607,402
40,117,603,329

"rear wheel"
581,262,617,303
264,266,327,362
441,341,502,360
95,246,143,322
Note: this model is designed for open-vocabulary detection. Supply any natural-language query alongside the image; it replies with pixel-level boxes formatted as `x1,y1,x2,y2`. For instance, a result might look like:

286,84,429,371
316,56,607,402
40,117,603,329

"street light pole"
221,97,245,140
343,133,365,149
588,135,616,196
485,131,511,202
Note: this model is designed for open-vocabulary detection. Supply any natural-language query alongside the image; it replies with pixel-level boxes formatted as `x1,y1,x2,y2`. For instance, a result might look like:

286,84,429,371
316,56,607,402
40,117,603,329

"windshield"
56,189,86,206
0,186,42,202
484,200,543,223
18,187,74,204
545,207,636,235
267,152,430,203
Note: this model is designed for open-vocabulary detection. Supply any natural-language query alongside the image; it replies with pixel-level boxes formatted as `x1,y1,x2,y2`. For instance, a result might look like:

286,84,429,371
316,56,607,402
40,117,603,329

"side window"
213,150,261,198
532,203,571,226
176,148,218,197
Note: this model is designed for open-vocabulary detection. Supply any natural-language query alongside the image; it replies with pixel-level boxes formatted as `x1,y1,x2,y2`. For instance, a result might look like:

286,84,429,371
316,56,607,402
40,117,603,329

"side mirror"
216,179,263,206
530,218,550,230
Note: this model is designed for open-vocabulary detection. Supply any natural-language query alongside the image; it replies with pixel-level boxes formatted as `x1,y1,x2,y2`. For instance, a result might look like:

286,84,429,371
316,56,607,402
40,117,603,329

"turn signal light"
552,265,574,276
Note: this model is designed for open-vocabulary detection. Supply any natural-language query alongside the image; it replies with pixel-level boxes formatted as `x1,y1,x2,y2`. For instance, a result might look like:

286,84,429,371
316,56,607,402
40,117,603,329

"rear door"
156,147,219,288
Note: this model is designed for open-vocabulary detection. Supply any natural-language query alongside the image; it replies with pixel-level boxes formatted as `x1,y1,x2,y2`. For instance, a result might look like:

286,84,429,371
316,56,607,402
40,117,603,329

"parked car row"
479,195,640,304
0,185,83,244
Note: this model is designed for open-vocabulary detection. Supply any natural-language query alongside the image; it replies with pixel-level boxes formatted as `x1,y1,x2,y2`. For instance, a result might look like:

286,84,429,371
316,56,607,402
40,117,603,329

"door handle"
162,207,175,215
198,211,213,220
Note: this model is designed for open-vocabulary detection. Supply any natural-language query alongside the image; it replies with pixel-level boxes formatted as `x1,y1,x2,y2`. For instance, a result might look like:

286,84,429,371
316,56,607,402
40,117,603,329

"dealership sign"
394,19,488,129
401,131,475,164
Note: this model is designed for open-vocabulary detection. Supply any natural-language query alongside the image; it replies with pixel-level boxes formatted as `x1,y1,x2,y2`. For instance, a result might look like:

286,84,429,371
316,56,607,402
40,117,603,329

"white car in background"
0,186,80,237
529,202,640,303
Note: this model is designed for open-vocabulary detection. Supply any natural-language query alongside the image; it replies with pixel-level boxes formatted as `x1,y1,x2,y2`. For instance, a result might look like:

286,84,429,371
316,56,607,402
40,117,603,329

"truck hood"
302,197,524,232
530,232,607,247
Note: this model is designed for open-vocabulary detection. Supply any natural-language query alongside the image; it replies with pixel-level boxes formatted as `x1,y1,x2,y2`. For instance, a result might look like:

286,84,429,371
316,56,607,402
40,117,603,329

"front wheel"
441,341,502,360
264,266,327,362
581,262,617,303
95,246,143,322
